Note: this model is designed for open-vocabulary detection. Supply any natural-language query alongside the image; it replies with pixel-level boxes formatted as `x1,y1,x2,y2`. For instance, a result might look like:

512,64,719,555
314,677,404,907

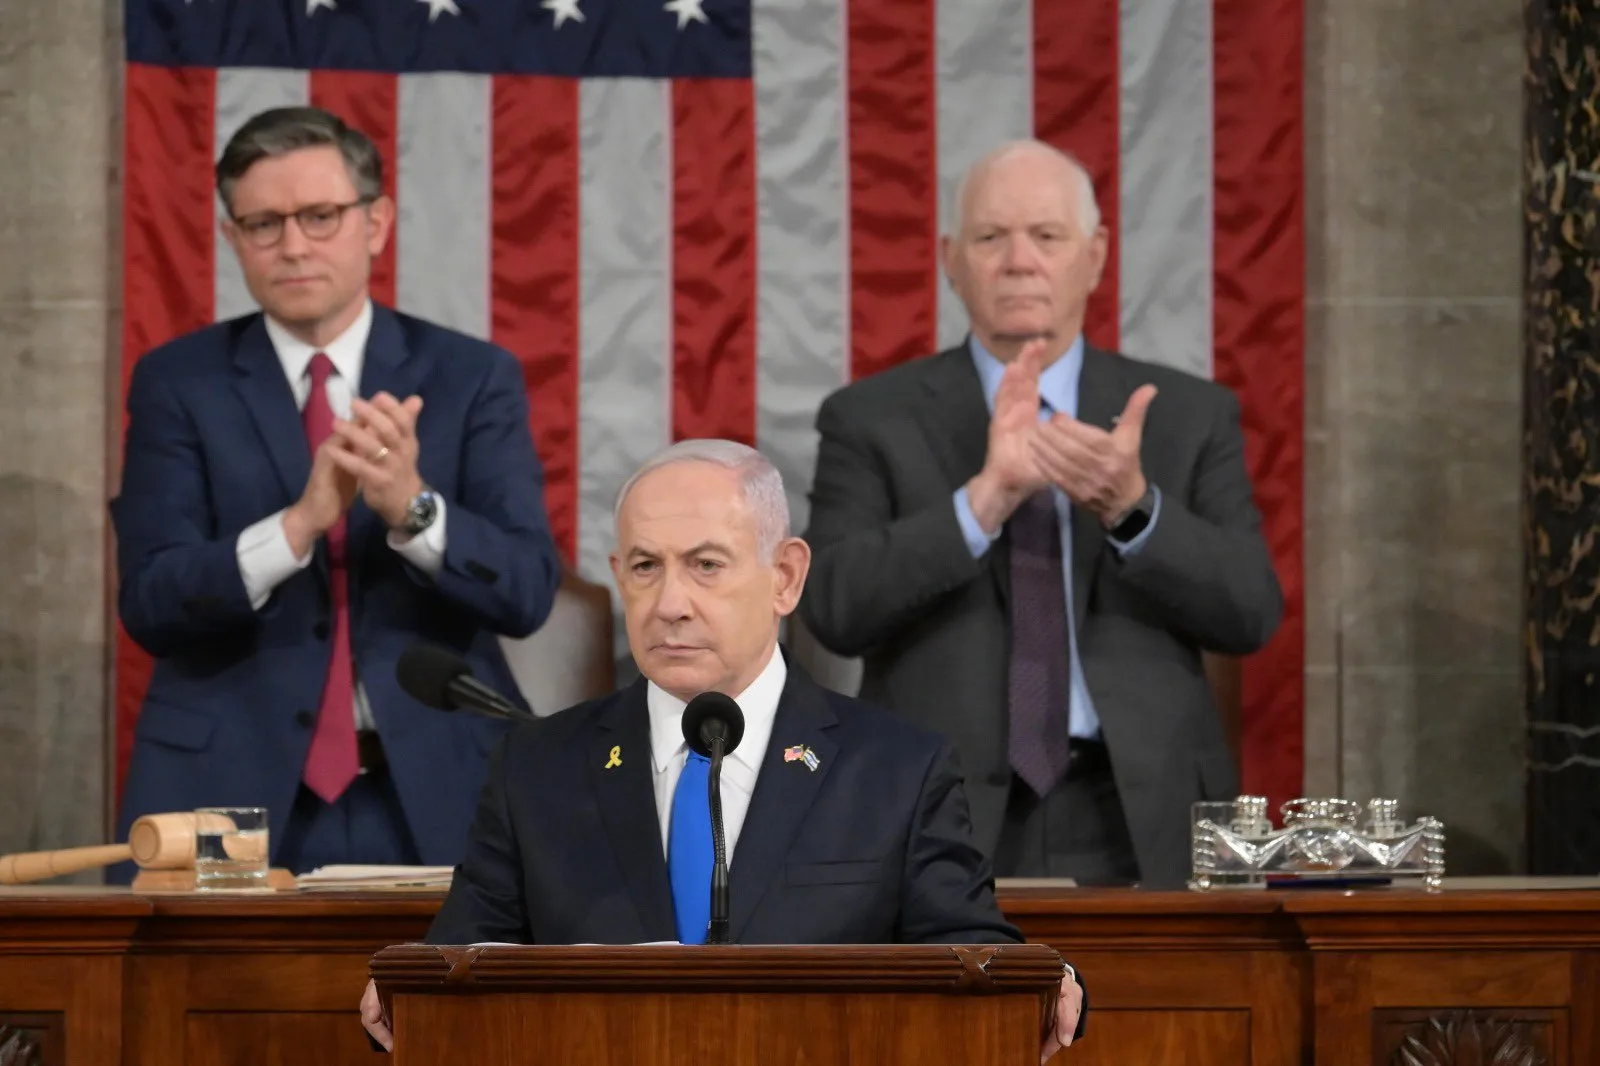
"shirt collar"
968,333,1084,418
263,299,373,388
648,645,787,776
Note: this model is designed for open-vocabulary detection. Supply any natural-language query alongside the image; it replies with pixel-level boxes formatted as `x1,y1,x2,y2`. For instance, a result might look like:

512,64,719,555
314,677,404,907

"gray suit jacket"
797,342,1283,888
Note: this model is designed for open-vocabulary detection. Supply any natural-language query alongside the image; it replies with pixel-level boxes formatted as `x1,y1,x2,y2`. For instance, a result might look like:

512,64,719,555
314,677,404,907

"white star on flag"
663,0,707,31
306,0,336,13
542,0,584,29
417,0,462,22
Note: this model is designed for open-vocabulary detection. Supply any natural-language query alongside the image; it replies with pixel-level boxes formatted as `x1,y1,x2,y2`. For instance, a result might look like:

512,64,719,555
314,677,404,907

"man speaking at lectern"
362,440,1084,1059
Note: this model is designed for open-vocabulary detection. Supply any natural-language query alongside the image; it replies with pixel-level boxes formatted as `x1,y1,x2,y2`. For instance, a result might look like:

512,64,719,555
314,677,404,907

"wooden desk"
1,883,1596,1065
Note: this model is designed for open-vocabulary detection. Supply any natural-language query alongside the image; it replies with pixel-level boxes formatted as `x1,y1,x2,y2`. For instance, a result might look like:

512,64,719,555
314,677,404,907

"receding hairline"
611,439,792,561
948,139,1101,237
615,457,749,516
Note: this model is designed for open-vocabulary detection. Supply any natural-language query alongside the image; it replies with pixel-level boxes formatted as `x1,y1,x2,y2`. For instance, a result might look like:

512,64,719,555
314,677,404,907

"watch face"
407,491,438,533
1114,492,1154,539
1116,510,1151,539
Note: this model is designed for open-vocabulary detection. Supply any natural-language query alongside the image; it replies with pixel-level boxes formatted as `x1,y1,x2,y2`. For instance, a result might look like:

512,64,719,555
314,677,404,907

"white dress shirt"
648,646,786,862
233,300,448,730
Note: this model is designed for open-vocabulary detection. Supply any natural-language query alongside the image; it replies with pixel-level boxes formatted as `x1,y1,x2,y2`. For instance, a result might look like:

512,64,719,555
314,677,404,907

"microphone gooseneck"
682,692,745,946
707,733,731,945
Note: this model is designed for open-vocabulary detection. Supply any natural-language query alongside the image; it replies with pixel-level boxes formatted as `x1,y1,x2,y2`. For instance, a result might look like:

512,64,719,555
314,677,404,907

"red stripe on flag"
1214,0,1306,810
670,78,758,444
1033,0,1120,351
117,63,219,795
491,77,580,566
310,73,399,307
848,0,938,380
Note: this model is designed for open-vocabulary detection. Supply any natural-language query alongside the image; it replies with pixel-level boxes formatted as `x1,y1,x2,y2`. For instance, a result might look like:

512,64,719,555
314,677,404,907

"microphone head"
396,643,473,710
683,691,745,758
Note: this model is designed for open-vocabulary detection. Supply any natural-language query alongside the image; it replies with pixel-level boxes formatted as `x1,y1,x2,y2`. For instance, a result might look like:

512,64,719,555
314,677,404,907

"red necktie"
301,353,360,803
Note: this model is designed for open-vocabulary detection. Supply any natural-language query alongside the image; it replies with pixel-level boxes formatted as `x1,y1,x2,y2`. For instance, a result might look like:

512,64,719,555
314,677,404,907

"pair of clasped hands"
968,337,1158,535
283,392,426,554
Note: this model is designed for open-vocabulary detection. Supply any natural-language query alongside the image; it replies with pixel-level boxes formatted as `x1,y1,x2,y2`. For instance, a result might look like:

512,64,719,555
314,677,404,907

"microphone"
682,692,745,945
396,643,534,723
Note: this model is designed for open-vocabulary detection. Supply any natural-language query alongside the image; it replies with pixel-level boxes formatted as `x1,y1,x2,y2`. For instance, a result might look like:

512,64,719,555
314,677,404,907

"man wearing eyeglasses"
110,106,562,878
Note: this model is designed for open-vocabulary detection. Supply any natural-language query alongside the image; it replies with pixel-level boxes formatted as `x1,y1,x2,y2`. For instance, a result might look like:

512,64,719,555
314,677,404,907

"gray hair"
947,139,1101,238
613,439,791,558
215,106,384,213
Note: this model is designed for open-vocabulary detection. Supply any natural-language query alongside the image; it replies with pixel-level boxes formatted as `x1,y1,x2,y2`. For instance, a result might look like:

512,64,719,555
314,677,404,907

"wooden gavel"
0,811,266,885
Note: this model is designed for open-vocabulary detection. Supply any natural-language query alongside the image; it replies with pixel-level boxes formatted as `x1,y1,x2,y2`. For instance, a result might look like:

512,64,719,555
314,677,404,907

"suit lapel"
1070,347,1126,632
728,665,840,941
345,306,429,581
231,316,312,508
911,343,1012,605
586,680,676,942
914,344,991,494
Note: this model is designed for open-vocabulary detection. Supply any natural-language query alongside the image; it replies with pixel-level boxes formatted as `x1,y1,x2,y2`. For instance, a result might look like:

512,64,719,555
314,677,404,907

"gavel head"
127,811,264,869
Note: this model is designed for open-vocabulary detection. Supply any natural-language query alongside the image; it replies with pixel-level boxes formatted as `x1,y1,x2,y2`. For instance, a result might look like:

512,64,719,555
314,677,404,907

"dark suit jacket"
798,343,1284,888
428,660,1024,947
111,305,562,871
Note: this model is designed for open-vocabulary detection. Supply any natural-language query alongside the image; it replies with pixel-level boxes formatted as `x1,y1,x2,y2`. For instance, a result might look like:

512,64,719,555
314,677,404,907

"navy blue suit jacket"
111,305,561,869
427,661,1024,947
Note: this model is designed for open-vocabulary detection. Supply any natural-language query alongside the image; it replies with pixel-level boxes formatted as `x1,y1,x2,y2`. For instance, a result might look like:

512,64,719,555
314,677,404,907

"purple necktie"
1007,490,1073,796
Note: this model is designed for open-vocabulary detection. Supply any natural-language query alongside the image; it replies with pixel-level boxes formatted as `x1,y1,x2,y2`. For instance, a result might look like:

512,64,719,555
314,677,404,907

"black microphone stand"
706,732,731,945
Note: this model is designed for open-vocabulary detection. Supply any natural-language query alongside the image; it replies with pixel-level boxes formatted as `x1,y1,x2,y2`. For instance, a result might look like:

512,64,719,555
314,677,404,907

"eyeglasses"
229,198,375,248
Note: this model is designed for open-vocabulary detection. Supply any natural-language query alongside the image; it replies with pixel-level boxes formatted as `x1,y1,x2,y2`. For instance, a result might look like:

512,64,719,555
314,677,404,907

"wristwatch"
400,487,440,536
1107,485,1156,542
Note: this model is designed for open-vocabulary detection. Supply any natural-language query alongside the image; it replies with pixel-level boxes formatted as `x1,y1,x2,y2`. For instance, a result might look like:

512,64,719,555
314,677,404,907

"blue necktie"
668,751,713,944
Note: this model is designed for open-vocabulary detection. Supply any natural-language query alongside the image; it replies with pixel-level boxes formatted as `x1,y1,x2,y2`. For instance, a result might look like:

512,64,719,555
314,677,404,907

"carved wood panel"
0,1014,60,1066
1377,1010,1560,1066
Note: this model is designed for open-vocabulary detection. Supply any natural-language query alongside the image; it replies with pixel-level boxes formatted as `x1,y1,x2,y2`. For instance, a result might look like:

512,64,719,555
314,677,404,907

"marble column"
0,0,118,862
1303,0,1526,873
1524,0,1600,874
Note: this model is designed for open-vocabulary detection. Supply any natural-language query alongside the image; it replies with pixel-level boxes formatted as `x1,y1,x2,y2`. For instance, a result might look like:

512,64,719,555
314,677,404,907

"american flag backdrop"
117,0,1304,809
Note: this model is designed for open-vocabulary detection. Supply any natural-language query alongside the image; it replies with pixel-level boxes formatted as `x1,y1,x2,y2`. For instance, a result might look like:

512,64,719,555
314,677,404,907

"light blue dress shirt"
951,335,1162,740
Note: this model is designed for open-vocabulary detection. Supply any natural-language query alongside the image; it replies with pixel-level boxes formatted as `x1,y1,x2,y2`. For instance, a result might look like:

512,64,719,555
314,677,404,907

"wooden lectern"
372,942,1066,1065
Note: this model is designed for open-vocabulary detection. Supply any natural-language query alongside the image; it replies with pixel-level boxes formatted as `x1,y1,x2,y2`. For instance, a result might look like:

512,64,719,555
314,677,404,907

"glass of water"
193,807,269,890
1189,799,1264,889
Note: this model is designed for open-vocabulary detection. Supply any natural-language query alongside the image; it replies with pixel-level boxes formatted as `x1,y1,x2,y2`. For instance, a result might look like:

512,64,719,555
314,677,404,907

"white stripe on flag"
575,79,672,608
752,0,848,536
214,69,308,322
397,74,491,339
935,0,1033,350
1118,0,1214,378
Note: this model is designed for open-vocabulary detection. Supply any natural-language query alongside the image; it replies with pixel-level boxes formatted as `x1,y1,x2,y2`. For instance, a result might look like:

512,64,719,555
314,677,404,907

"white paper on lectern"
297,864,456,883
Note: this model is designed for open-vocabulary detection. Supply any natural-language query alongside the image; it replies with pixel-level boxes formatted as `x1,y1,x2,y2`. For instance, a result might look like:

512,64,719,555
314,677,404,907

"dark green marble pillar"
1525,0,1600,874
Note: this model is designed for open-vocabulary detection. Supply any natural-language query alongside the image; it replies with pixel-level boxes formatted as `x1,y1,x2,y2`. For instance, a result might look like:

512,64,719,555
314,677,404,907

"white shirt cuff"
236,509,314,610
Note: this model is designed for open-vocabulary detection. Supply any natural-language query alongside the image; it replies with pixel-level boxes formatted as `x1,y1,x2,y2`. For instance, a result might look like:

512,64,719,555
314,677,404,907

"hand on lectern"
1040,974,1083,1062
361,980,393,1051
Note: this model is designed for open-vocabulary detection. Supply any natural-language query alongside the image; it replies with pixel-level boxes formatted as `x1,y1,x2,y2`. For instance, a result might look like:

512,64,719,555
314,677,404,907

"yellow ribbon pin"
604,745,622,769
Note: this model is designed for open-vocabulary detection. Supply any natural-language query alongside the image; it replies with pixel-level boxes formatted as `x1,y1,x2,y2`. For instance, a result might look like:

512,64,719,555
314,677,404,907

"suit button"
313,622,329,640
295,710,315,728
